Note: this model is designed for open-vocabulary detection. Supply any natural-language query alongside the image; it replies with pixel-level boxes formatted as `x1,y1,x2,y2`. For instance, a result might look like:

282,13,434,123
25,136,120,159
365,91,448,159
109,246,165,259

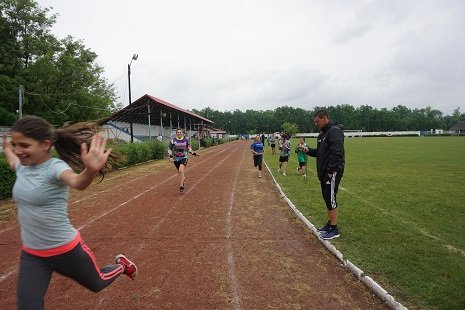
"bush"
200,138,214,148
0,157,15,199
190,139,200,151
149,140,166,159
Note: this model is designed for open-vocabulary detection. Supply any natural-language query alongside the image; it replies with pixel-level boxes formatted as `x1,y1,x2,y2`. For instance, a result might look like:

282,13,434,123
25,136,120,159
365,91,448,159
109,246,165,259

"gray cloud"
38,0,465,115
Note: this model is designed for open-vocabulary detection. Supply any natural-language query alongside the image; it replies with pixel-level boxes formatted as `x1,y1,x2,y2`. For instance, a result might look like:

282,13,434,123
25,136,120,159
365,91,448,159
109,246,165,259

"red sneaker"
115,254,138,280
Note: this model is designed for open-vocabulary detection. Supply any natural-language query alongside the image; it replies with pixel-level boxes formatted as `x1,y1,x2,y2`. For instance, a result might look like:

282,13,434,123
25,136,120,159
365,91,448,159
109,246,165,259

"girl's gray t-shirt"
13,158,77,250
280,139,291,157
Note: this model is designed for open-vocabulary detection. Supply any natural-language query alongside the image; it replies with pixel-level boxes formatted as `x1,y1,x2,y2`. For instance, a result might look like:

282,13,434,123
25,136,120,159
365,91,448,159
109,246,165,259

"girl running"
2,115,137,310
250,135,264,178
168,128,197,193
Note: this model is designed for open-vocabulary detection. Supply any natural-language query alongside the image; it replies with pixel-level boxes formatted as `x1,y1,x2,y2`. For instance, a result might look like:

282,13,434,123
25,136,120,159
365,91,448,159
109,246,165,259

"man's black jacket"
307,122,345,181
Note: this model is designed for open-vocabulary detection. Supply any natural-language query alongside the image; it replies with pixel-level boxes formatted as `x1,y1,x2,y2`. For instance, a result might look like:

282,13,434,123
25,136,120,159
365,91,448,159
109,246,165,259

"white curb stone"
264,161,408,310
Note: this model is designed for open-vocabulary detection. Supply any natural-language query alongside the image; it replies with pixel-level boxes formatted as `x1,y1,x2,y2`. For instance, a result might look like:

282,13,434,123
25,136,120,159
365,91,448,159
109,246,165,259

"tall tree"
0,0,119,126
0,0,57,76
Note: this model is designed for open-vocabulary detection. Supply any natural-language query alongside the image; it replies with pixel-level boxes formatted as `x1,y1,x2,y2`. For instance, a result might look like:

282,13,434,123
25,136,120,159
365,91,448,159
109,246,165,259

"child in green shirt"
295,137,310,178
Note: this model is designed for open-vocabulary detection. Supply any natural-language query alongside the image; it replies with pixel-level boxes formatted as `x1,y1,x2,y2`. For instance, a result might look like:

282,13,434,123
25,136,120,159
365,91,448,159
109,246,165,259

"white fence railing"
296,131,421,138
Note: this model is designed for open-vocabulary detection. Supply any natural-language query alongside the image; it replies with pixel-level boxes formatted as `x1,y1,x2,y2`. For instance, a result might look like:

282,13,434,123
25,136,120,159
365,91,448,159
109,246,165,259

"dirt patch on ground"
0,141,389,309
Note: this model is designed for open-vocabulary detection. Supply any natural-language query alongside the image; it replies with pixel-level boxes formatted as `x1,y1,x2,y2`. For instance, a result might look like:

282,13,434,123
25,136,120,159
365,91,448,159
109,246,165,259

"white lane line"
148,146,238,235
0,148,228,235
80,147,233,231
0,146,234,283
0,267,16,282
224,146,247,310
70,147,225,205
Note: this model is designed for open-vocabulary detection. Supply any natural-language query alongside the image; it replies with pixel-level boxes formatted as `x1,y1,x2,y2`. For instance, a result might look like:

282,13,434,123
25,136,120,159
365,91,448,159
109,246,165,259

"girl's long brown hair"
11,115,120,174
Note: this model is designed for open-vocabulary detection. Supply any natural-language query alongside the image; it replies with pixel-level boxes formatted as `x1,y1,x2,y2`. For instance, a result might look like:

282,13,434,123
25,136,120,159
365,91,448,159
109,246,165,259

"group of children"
250,133,310,178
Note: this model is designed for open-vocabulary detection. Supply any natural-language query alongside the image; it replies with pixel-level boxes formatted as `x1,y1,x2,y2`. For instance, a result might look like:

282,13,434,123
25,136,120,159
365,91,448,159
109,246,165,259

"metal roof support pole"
147,105,151,140
199,121,203,150
160,111,164,140
184,115,187,134
169,112,173,137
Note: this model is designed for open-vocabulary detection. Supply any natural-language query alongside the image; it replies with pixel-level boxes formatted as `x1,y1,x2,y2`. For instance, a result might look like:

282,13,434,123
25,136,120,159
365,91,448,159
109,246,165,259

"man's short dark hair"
313,110,329,118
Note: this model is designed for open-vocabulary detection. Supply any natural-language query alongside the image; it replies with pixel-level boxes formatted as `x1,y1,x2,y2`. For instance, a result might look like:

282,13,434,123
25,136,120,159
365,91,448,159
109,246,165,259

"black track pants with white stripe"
320,172,342,210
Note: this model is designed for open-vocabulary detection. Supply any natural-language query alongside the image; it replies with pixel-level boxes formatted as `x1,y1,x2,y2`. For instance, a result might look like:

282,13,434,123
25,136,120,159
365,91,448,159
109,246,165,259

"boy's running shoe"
321,228,340,240
180,186,184,193
317,223,331,234
115,254,138,280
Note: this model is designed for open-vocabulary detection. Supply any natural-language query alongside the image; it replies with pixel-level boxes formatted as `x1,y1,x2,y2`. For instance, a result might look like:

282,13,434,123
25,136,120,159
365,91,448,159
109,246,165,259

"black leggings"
17,241,124,310
253,154,263,170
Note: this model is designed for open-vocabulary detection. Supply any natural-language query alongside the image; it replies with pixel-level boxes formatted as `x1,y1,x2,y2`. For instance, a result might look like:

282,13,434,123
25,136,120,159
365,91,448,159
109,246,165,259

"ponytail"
54,119,121,174
11,115,120,175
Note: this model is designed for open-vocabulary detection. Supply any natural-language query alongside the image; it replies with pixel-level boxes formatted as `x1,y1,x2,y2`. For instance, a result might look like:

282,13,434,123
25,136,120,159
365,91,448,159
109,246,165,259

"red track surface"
0,140,388,309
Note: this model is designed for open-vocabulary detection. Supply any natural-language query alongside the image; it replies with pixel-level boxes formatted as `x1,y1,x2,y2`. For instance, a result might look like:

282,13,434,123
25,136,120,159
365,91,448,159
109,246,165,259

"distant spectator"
278,133,291,176
269,134,276,155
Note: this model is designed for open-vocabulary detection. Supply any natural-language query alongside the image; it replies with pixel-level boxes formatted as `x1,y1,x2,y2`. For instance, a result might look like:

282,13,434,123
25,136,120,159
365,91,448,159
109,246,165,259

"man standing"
305,110,345,240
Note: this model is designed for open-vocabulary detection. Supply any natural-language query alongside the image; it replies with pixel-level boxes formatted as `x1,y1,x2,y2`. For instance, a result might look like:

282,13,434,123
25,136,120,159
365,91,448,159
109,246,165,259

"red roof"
146,94,212,123
107,94,213,125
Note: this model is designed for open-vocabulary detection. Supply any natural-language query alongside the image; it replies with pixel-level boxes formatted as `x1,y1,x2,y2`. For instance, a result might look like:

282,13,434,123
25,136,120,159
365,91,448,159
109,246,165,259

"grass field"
264,136,465,310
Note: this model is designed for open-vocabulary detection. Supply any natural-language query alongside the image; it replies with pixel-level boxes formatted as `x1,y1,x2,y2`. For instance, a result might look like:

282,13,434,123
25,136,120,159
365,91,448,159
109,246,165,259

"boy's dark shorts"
279,156,289,162
298,161,307,167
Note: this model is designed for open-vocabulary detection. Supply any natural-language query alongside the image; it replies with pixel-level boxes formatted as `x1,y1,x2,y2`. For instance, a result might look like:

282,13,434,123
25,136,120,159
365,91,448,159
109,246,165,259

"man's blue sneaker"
317,223,331,234
321,228,340,240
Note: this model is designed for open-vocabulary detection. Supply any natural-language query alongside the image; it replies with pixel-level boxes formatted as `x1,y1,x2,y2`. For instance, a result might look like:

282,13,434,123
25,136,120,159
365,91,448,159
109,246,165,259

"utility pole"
18,85,24,119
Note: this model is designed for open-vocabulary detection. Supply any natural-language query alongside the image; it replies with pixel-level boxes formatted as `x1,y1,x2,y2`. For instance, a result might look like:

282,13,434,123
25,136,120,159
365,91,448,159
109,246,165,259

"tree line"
192,105,465,135
0,0,120,126
1,0,464,134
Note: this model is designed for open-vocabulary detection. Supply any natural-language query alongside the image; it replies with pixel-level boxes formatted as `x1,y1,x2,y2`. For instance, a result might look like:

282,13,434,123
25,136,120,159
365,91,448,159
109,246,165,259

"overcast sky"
36,0,465,115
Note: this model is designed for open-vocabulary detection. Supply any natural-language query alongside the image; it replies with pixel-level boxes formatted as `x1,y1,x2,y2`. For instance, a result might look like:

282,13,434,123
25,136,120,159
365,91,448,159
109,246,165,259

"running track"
0,140,388,309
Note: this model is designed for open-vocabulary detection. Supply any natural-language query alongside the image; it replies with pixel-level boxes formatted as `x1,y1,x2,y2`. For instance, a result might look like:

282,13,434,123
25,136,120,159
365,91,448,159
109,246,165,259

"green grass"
264,136,465,310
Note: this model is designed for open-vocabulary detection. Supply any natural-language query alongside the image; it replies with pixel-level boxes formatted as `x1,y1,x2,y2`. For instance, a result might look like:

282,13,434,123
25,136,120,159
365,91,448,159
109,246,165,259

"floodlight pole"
128,53,138,143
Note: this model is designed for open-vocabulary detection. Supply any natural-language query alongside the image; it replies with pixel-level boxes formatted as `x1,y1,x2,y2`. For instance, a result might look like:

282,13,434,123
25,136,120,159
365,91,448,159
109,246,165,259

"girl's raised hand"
80,134,112,173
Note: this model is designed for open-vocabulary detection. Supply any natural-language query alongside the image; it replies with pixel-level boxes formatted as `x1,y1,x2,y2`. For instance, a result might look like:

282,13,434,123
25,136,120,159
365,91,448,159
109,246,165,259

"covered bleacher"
104,94,214,143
